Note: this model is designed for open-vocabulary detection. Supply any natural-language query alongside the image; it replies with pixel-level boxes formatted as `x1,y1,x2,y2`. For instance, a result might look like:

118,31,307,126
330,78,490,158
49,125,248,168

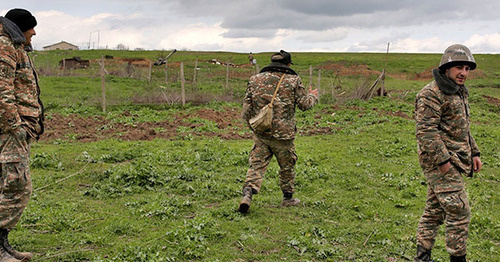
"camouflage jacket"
415,69,480,174
0,18,43,138
242,64,318,140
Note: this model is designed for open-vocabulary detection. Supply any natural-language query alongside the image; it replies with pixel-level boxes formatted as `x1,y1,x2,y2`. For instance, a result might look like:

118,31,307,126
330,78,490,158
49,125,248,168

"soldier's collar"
260,63,297,75
432,68,465,95
0,17,26,44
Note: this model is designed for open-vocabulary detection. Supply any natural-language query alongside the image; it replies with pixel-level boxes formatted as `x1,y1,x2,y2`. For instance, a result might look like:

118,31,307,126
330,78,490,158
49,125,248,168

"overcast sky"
2,0,499,53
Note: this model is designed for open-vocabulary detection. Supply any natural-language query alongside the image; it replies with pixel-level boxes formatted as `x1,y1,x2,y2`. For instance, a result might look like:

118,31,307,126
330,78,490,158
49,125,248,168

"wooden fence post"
181,62,186,106
62,59,66,76
193,59,198,90
381,42,390,96
317,69,321,97
309,65,313,87
226,63,229,90
148,61,152,83
331,80,335,102
100,56,106,112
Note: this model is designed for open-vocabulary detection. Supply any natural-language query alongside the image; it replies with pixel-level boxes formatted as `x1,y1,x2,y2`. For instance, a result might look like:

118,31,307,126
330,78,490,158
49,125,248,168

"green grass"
8,50,499,261
33,50,500,115
10,94,497,261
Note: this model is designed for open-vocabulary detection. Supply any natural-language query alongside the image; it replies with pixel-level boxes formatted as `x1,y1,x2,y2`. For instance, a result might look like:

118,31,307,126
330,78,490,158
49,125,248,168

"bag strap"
270,73,286,107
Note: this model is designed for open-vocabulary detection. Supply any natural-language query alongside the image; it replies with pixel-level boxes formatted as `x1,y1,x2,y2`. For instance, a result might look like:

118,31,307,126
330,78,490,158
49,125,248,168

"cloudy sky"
2,0,499,53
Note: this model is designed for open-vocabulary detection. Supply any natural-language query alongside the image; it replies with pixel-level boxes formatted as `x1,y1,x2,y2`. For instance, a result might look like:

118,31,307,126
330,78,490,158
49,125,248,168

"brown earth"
318,63,381,77
41,107,251,143
407,67,487,81
318,62,487,81
40,104,420,143
483,95,500,107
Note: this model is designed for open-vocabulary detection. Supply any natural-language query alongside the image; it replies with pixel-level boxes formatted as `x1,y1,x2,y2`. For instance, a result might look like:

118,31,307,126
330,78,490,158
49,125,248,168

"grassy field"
8,50,500,261
34,50,500,110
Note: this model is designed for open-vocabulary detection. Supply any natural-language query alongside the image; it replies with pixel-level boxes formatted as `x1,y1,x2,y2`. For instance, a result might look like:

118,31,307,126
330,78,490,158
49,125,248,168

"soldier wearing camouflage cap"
413,44,482,262
238,50,318,213
0,8,45,261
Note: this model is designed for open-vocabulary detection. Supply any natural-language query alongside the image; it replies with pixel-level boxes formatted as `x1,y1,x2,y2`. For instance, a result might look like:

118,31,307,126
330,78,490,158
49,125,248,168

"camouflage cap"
439,44,476,71
271,50,293,65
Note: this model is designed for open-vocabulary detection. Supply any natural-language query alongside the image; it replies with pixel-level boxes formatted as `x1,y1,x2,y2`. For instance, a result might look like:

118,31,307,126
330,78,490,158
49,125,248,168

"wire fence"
37,55,384,111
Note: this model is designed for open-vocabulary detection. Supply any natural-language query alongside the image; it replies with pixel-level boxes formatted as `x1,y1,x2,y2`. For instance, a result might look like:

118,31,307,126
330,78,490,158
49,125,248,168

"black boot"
281,192,300,207
0,229,32,261
238,187,253,213
450,255,466,262
414,245,435,262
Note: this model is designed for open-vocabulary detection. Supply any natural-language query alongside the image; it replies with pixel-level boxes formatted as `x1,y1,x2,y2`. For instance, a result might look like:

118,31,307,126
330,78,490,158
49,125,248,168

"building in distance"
43,41,79,51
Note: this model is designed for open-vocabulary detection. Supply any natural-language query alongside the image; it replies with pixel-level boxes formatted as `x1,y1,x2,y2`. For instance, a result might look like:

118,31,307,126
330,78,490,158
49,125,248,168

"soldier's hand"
309,85,318,96
473,156,482,173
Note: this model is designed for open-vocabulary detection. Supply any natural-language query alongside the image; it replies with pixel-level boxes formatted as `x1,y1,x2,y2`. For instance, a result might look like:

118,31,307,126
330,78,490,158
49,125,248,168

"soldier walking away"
0,8,45,261
238,50,318,213
248,52,254,64
414,44,482,262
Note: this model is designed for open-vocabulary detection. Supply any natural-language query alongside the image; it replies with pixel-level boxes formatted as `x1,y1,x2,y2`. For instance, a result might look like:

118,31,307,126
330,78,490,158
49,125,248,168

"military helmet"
439,44,476,71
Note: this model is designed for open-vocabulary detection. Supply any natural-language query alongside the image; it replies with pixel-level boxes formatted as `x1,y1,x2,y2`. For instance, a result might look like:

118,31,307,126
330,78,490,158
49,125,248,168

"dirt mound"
40,104,420,143
318,62,381,77
483,95,500,107
41,107,252,143
318,62,487,81
408,67,487,81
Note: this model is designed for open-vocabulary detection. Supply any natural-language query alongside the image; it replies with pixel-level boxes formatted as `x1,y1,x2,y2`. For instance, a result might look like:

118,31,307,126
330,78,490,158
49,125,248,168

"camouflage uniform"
414,68,479,257
0,17,43,230
241,65,317,195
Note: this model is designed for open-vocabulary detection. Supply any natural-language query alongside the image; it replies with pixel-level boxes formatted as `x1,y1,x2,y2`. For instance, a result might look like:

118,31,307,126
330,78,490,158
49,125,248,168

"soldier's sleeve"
0,40,21,133
470,135,480,157
415,89,450,166
295,76,318,111
241,81,253,128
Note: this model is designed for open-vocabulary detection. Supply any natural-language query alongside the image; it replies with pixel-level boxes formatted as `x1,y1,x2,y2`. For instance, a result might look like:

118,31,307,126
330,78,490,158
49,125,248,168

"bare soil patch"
483,95,500,107
41,107,251,142
40,104,418,143
318,62,381,77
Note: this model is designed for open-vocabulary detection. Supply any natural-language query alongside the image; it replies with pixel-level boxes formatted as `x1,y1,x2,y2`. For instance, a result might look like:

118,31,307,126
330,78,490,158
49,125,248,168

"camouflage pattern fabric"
0,21,43,137
415,79,479,175
241,67,317,195
414,71,478,257
243,135,297,194
0,19,41,231
242,71,317,140
416,165,470,256
0,129,32,229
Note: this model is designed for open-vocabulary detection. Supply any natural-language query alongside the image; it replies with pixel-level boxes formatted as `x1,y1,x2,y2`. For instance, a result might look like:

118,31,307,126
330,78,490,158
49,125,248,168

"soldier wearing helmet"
413,44,482,262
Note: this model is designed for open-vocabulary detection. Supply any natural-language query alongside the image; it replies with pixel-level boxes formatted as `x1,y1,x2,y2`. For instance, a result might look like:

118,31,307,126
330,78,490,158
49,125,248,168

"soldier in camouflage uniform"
0,8,44,261
238,50,318,213
414,44,482,262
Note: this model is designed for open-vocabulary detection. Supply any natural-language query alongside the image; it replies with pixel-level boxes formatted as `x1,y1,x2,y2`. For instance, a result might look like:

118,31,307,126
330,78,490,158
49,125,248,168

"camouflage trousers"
243,135,297,195
0,128,32,230
416,164,470,257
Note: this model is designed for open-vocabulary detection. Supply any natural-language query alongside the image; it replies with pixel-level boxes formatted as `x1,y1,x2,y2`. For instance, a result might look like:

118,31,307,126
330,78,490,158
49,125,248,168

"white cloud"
158,23,227,51
389,37,450,53
295,28,350,43
8,0,497,53
465,33,500,53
